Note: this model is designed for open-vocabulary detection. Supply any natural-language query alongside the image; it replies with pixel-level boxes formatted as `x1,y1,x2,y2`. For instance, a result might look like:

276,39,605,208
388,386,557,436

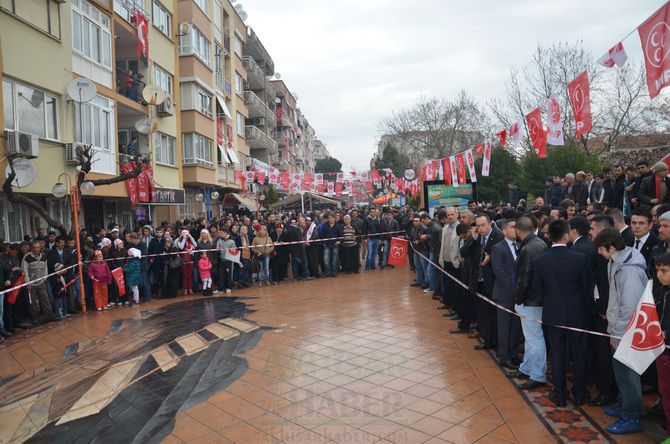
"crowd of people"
407,160,670,436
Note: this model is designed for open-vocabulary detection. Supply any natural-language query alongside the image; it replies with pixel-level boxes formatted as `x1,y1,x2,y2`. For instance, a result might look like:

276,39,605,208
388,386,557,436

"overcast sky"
241,0,666,170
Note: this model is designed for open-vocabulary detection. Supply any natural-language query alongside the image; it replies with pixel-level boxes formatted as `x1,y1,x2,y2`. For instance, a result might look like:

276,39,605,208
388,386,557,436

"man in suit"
473,213,504,351
572,171,588,208
571,216,618,406
612,165,627,211
631,207,662,272
639,162,670,206
586,171,604,204
606,208,634,247
439,207,461,315
533,219,592,407
491,219,521,369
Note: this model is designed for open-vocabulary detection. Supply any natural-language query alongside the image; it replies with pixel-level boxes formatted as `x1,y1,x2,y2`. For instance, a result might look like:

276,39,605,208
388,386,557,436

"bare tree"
379,90,487,160
2,146,145,237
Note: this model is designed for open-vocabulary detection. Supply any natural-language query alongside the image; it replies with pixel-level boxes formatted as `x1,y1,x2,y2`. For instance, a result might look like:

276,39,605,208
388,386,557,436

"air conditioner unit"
158,93,175,117
251,117,266,126
5,130,39,158
65,142,87,164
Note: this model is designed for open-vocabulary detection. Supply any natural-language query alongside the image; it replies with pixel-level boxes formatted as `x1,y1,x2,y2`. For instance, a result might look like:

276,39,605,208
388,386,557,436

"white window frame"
152,0,171,38
75,95,114,151
179,25,210,66
2,78,59,141
236,112,244,136
196,87,212,118
183,133,213,166
152,64,173,95
155,132,176,166
233,35,242,58
193,0,208,14
235,72,243,97
71,0,112,69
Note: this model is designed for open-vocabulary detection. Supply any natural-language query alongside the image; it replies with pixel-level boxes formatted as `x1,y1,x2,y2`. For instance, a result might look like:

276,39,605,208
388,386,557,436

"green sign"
426,184,473,216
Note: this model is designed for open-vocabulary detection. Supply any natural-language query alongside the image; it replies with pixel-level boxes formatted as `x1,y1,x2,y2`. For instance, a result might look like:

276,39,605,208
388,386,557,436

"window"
233,35,242,58
196,88,212,117
1,0,61,39
72,0,111,69
213,1,222,33
180,25,210,66
155,133,176,166
194,0,208,14
152,1,171,38
152,64,173,95
235,72,243,96
183,133,212,166
236,112,244,136
3,78,58,140
76,95,113,151
215,44,224,88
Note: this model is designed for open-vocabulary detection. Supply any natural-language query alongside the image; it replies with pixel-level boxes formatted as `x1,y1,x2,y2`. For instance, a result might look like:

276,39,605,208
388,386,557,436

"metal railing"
242,56,265,86
116,66,146,104
245,125,278,155
217,165,237,183
243,91,273,119
114,0,150,25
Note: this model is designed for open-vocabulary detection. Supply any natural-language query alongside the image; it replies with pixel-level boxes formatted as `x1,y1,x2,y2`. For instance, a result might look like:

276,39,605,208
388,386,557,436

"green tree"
374,144,410,177
315,157,343,174
263,184,279,205
519,145,604,196
474,149,521,203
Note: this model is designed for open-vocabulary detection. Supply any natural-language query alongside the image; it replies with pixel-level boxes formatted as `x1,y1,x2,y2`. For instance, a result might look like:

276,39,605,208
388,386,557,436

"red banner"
496,130,507,146
111,267,126,297
525,107,547,158
456,153,466,185
137,165,150,203
257,172,266,183
442,158,452,185
567,71,593,139
217,119,224,146
638,2,670,98
388,238,409,267
226,124,233,148
134,12,148,66
6,273,24,304
144,164,155,202
121,162,138,206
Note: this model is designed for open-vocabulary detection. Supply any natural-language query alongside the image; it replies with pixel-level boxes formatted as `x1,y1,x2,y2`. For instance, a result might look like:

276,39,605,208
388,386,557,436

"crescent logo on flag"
526,107,547,158
465,149,477,183
639,2,670,98
449,156,458,185
568,71,593,139
387,238,408,266
598,42,628,68
336,172,344,182
245,171,255,182
482,141,492,177
546,95,564,146
359,171,369,181
224,248,241,264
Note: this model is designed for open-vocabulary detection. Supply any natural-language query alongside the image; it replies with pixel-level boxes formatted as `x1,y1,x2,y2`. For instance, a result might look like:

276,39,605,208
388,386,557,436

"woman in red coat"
87,250,113,311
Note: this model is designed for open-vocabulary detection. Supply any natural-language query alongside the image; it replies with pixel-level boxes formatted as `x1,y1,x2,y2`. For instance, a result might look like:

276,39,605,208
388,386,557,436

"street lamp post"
195,187,219,221
52,173,95,313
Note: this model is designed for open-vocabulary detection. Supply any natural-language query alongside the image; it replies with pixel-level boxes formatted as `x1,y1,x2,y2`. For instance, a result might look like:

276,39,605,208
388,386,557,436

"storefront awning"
226,146,240,165
223,193,265,211
216,93,232,119
218,144,233,164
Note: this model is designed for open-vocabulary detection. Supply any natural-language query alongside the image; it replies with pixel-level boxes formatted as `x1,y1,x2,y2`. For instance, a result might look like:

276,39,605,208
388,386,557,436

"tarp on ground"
270,192,342,210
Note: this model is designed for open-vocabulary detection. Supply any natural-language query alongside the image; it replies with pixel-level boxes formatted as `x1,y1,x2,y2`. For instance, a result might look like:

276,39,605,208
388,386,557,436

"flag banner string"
0,229,407,296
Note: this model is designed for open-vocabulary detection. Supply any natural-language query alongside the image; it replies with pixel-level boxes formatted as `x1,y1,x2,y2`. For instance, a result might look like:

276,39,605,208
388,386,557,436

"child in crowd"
197,251,213,296
124,248,142,305
87,250,113,311
216,228,236,294
50,263,68,319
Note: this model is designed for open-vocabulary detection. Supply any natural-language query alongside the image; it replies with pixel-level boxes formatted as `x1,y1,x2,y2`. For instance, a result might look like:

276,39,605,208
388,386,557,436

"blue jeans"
414,251,428,285
382,240,391,267
291,254,309,280
323,245,339,276
142,269,152,301
427,252,438,291
365,238,379,270
239,259,251,284
612,353,643,419
257,256,271,284
515,304,546,382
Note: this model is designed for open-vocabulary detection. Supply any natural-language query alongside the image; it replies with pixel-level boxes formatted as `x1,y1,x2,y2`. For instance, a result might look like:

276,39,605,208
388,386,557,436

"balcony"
245,125,278,155
114,0,149,25
244,90,274,120
217,165,239,185
243,57,265,90
245,27,275,76
116,67,147,104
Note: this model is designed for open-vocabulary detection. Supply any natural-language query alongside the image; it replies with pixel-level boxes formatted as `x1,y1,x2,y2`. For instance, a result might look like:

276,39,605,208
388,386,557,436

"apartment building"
0,0,183,239
271,79,298,174
313,139,330,161
296,108,315,173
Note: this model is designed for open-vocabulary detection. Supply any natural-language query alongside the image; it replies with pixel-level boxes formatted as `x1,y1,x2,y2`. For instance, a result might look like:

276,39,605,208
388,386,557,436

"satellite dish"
67,78,97,103
292,91,299,101
275,97,281,104
134,117,158,135
179,22,190,36
142,85,166,106
239,10,248,21
274,73,281,80
403,169,416,181
5,158,36,188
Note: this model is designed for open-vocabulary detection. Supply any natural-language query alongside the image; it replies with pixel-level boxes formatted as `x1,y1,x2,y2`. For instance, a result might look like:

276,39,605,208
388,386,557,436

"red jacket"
88,261,113,284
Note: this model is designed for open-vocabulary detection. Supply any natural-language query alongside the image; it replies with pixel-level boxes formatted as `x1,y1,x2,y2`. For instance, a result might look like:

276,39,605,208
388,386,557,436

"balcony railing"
116,67,146,104
244,90,273,120
114,0,150,25
217,165,237,184
245,125,278,155
243,56,265,87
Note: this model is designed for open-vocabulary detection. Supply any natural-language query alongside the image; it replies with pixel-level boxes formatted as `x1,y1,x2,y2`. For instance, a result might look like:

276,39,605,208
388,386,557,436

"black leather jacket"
429,221,444,257
514,234,548,306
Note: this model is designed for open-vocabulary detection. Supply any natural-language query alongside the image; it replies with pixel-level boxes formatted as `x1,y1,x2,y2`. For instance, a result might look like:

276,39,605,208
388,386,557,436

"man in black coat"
639,162,670,206
491,219,521,369
473,213,504,351
533,219,591,407
631,207,663,273
612,165,626,211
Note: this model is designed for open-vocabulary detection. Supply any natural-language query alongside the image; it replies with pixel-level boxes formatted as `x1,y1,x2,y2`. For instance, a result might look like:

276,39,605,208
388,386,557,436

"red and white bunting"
525,107,547,158
568,71,593,139
638,2,670,98
598,42,628,68
465,149,477,183
482,140,492,177
449,156,459,185
509,120,522,148
496,130,507,147
336,172,345,182
456,153,467,185
315,173,323,184
546,95,564,146
245,171,255,182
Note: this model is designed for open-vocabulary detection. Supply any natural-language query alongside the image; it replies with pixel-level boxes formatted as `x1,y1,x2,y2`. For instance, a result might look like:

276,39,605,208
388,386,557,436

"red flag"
442,158,452,185
567,71,593,139
482,140,492,177
638,3,670,98
456,153,466,185
257,172,266,183
496,130,507,146
245,171,255,182
473,144,484,156
135,12,148,66
111,268,126,297
143,163,156,202
327,181,335,194
121,162,138,206
598,42,628,68
217,119,224,146
465,149,477,183
6,273,25,304
137,167,150,202
525,107,547,158
387,238,409,266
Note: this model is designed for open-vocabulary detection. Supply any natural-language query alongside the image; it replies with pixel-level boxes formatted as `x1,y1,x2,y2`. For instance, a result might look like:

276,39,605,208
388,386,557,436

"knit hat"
99,238,112,248
113,239,124,247
652,162,669,174
111,227,120,233
94,250,103,259
128,248,141,258
660,212,670,222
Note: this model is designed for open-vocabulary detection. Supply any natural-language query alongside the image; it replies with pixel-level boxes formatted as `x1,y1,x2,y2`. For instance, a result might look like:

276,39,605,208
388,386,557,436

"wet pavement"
0,268,661,443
